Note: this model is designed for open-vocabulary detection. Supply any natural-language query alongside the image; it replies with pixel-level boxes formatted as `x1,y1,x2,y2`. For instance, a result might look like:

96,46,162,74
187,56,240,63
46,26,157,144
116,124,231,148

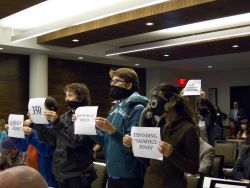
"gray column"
29,54,48,98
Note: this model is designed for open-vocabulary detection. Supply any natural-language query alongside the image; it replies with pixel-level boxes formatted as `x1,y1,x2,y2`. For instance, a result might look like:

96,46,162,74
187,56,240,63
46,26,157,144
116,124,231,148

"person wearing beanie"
10,96,58,187
0,136,25,170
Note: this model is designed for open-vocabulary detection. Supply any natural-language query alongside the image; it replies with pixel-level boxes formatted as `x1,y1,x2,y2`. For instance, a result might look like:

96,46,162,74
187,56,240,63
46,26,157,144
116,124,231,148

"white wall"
147,67,250,114
196,69,250,114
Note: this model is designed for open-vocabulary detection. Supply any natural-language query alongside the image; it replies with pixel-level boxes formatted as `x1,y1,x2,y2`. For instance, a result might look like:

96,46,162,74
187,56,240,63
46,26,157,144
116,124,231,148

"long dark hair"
153,83,196,121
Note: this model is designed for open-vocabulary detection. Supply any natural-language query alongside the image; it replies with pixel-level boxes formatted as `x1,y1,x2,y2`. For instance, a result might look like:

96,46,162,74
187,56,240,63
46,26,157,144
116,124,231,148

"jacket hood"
123,92,148,107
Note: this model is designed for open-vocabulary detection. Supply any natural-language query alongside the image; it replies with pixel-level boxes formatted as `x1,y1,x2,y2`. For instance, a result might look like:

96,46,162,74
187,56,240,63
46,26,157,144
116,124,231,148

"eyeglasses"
110,79,127,85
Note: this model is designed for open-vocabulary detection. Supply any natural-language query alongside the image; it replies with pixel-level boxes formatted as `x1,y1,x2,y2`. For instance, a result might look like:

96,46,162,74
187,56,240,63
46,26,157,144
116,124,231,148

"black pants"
108,177,143,188
57,176,91,188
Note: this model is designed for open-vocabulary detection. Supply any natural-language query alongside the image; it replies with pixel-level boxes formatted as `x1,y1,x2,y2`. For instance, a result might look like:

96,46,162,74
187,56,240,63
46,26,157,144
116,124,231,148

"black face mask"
65,100,85,110
199,108,208,117
109,86,133,100
149,95,167,116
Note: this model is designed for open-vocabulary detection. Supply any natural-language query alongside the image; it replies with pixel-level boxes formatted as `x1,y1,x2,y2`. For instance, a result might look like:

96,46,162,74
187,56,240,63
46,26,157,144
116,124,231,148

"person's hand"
95,117,116,134
44,110,58,123
27,112,31,118
72,114,77,122
180,88,184,96
200,89,206,99
123,134,132,148
23,126,32,136
158,141,173,157
23,119,32,127
5,124,9,130
93,144,102,152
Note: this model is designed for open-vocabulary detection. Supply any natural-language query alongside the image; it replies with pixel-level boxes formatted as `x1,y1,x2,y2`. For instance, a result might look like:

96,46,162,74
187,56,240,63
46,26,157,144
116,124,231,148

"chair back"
214,140,237,168
186,174,203,188
222,127,231,139
237,140,250,159
92,162,107,188
211,155,224,178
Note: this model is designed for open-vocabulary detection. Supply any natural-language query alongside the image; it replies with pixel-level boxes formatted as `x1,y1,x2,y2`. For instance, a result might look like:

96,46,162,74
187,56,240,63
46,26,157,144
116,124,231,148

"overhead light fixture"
0,47,3,50
208,65,213,69
106,26,250,56
232,44,239,48
78,56,84,60
1,0,169,42
11,27,63,43
145,22,154,26
72,39,79,42
164,54,169,57
154,13,250,37
134,63,140,66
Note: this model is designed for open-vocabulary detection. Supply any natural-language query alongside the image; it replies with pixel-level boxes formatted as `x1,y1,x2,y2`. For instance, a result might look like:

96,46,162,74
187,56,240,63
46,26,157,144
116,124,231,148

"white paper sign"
182,80,201,96
131,127,163,161
28,98,48,124
74,106,98,135
8,114,25,138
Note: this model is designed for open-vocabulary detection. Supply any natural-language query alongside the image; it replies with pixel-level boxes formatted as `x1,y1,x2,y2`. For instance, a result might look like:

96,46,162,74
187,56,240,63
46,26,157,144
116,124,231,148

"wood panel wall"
48,58,146,117
0,54,146,120
0,53,29,120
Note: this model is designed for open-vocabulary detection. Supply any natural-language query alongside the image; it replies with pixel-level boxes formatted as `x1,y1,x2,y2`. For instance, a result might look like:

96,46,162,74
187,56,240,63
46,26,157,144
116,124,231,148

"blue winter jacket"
0,130,7,142
11,124,56,187
90,92,148,180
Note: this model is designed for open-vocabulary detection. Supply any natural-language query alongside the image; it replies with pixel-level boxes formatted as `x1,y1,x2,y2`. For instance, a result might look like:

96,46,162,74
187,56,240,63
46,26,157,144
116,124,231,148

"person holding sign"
34,83,96,188
124,83,199,188
196,89,217,146
93,68,148,188
10,96,58,187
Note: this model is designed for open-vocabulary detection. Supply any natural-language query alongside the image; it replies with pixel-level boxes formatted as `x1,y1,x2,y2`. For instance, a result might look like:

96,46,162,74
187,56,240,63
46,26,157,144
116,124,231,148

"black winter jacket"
34,111,94,182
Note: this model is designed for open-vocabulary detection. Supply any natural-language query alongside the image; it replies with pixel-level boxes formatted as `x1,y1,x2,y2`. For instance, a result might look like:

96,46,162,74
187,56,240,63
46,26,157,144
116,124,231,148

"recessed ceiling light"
72,39,79,42
78,56,84,60
208,65,213,69
134,63,140,66
164,54,170,57
145,22,154,26
232,44,239,48
0,47,3,50
106,13,250,56
4,0,169,42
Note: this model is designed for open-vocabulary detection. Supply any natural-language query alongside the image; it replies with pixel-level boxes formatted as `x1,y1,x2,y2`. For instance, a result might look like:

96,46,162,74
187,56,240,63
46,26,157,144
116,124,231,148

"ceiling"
1,0,250,71
0,0,45,19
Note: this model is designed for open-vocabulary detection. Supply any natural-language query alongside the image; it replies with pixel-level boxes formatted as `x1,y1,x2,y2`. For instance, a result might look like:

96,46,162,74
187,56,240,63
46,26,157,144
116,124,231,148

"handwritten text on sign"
8,114,24,138
182,80,201,96
131,127,163,161
74,106,98,135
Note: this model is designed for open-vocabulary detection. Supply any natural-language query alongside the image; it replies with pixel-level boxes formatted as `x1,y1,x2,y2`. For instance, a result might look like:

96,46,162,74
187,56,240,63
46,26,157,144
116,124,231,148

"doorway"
230,86,250,120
